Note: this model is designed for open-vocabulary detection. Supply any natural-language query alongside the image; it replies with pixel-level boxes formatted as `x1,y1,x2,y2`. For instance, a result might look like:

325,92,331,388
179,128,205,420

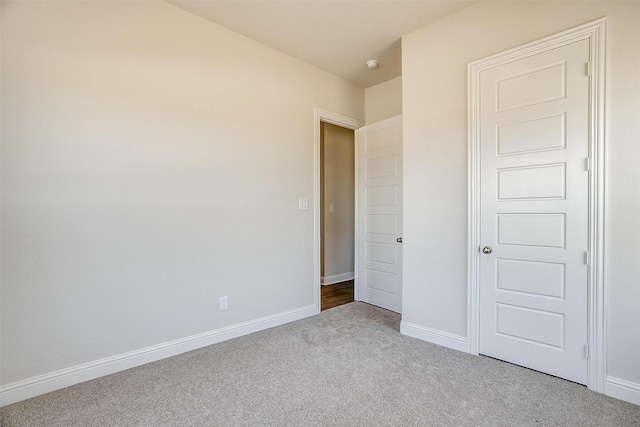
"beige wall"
364,77,402,124
321,123,355,282
402,0,640,397
0,0,363,391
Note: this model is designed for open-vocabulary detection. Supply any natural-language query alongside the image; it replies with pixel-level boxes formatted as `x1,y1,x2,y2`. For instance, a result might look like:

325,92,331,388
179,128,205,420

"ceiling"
166,1,473,88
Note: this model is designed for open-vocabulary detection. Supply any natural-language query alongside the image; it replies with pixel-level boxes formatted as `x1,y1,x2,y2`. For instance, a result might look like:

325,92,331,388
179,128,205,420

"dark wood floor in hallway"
321,280,354,311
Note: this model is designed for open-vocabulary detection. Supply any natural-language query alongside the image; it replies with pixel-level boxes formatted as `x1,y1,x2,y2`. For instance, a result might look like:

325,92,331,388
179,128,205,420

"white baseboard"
321,272,354,286
0,304,316,407
604,375,640,405
400,321,468,353
401,322,640,406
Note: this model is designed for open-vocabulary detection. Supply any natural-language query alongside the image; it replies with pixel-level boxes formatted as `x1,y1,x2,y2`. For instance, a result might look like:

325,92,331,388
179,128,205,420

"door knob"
482,246,492,254
396,237,403,243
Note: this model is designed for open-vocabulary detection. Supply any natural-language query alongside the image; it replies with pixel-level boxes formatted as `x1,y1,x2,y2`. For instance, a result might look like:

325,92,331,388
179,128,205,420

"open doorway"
320,122,355,311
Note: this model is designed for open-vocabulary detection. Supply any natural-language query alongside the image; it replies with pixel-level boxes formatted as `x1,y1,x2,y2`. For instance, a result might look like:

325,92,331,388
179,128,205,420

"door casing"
314,108,363,314
467,17,607,392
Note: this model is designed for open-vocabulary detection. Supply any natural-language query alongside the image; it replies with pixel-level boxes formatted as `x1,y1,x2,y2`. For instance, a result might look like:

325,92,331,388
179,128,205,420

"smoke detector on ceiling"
366,60,379,69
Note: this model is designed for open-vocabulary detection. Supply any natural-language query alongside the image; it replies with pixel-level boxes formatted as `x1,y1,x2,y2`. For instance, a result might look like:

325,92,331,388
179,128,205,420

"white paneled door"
478,39,590,384
356,116,402,313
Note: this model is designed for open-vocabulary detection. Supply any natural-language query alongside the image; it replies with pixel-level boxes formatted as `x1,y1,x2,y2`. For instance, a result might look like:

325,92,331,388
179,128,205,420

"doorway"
313,109,362,314
320,122,355,311
313,109,404,314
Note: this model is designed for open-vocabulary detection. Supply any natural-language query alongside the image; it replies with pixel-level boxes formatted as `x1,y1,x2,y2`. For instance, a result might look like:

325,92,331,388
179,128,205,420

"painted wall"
321,123,355,284
1,0,363,393
364,77,402,124
402,1,640,399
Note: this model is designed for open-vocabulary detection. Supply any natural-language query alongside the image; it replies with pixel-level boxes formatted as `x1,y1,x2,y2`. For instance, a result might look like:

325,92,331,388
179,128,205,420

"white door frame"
313,108,363,314
467,18,607,392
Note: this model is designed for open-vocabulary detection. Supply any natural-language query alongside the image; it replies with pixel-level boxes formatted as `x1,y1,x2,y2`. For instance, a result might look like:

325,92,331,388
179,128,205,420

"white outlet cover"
298,198,308,210
219,296,228,311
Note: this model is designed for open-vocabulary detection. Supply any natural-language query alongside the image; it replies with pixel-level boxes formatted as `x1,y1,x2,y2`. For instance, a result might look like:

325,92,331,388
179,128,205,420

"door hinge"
584,157,590,171
584,251,590,265
585,62,591,77
583,345,589,359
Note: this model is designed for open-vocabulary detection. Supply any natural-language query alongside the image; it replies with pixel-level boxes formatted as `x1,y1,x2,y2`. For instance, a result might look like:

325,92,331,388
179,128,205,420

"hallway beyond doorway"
321,281,354,311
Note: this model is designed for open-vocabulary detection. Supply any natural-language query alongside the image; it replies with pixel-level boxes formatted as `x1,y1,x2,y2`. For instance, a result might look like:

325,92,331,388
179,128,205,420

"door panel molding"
313,109,362,314
467,18,606,392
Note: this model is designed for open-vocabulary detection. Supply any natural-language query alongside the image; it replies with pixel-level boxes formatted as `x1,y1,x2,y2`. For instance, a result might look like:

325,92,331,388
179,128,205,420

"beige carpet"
1,302,639,426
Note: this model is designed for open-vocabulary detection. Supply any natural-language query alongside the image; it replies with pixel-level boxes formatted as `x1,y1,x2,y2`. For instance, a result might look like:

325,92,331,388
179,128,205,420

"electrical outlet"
219,296,228,311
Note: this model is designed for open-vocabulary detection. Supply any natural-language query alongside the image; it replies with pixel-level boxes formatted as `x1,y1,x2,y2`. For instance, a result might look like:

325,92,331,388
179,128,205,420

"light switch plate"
299,198,308,210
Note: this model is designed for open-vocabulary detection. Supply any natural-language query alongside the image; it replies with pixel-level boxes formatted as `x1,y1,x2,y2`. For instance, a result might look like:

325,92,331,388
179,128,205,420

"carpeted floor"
1,302,639,426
